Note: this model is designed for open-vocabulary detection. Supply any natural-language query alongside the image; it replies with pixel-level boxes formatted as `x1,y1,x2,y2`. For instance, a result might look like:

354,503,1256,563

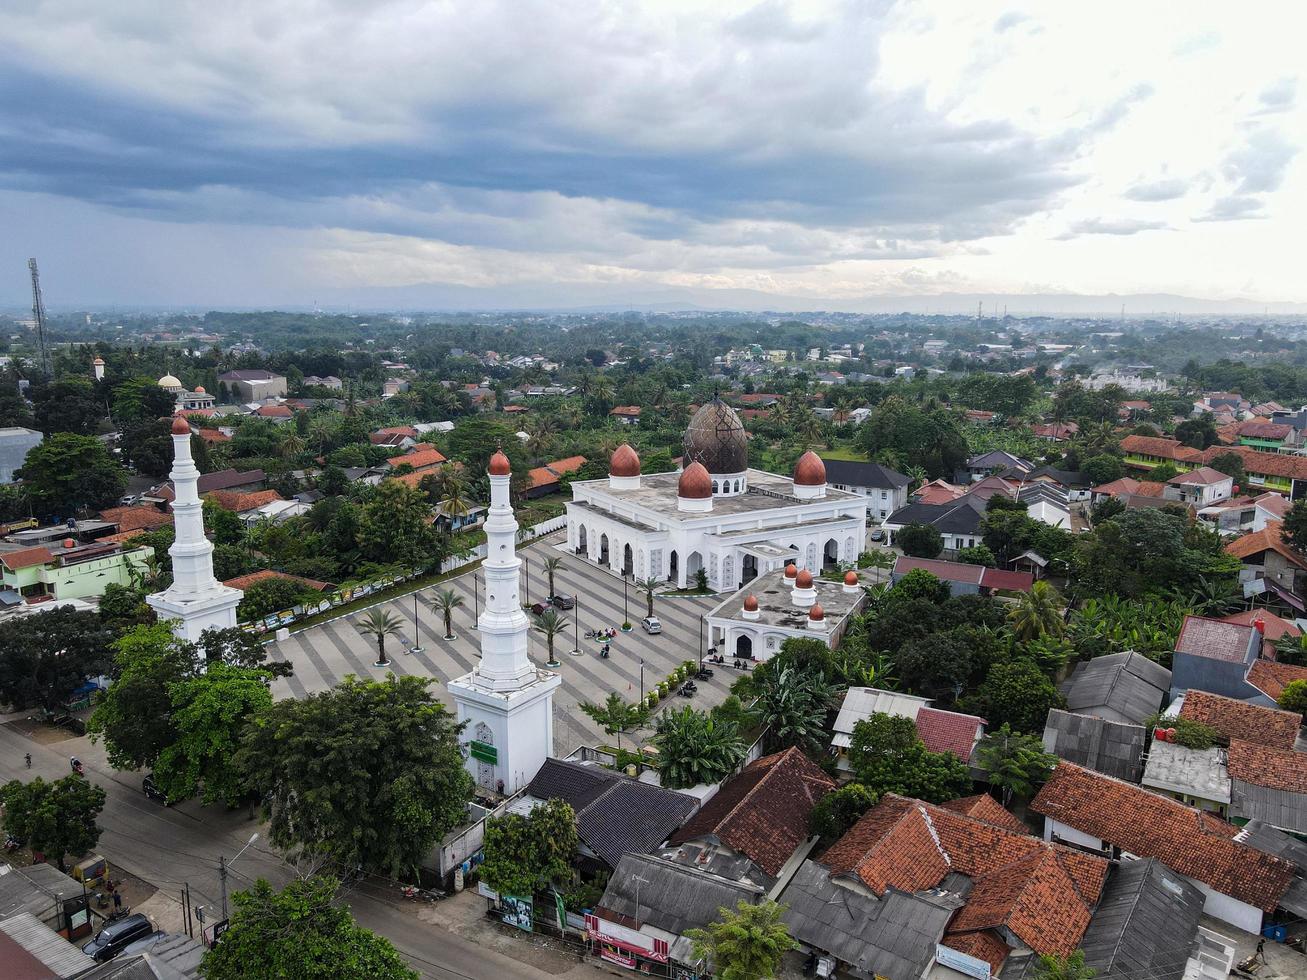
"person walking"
24,753,31,769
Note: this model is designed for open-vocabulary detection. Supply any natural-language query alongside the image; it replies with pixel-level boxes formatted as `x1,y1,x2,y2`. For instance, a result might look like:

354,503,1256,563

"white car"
641,616,662,634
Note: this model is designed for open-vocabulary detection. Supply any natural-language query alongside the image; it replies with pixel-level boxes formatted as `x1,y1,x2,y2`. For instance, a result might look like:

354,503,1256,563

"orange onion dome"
784,563,798,579
795,569,814,588
677,461,712,499
610,443,641,477
171,416,192,435
743,595,759,611
844,570,859,586
195,385,206,393
793,450,826,486
808,603,825,621
488,449,512,475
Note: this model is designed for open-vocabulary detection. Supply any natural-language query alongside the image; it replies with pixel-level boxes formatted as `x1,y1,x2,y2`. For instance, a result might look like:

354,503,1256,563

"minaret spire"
474,448,535,689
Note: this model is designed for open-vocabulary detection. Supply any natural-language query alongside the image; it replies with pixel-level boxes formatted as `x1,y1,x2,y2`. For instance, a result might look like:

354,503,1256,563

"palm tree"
905,464,928,488
524,416,556,458
976,724,1058,806
752,665,840,755
358,609,403,667
1008,581,1065,643
685,901,799,980
542,556,565,600
432,588,463,639
533,609,565,666
579,692,650,751
279,432,306,461
635,576,661,619
652,706,747,789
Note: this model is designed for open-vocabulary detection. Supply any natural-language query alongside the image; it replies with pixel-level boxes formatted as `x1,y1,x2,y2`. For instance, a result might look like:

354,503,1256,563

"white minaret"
146,417,243,642
448,450,560,795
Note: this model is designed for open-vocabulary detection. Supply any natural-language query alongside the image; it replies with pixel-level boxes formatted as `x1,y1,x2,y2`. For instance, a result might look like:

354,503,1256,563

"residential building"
0,427,43,484
1031,421,1079,441
960,450,1031,483
1170,615,1262,701
818,458,910,522
1042,709,1147,782
1121,433,1307,497
890,556,1033,595
1024,465,1092,502
205,489,283,517
1163,467,1233,507
176,387,216,412
382,377,410,397
705,567,868,661
883,497,986,551
301,375,343,390
1224,523,1307,608
1060,651,1171,725
525,455,587,499
832,687,986,769
914,479,965,505
609,405,641,425
1176,690,1301,750
1252,491,1290,531
217,369,287,402
1030,761,1296,932
0,540,153,605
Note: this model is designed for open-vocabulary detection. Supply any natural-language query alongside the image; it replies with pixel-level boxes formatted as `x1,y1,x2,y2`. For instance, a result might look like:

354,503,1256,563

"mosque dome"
677,461,712,499
743,595,759,612
808,603,825,621
488,449,511,475
683,398,748,476
158,374,182,390
610,443,641,478
793,451,826,486
795,569,813,588
844,570,860,586
171,416,192,435
195,385,206,394
784,563,798,580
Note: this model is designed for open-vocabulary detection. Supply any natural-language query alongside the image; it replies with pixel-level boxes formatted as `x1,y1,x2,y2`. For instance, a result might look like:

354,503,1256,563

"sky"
1,0,1304,311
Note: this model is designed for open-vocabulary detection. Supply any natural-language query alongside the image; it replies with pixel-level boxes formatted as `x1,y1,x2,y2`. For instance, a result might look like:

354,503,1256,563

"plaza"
267,535,728,755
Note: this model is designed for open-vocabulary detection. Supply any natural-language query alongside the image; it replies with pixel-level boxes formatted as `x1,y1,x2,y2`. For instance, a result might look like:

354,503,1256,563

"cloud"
1222,128,1298,194
1257,77,1297,113
1195,196,1266,222
1056,217,1169,239
993,11,1032,32
1124,177,1188,202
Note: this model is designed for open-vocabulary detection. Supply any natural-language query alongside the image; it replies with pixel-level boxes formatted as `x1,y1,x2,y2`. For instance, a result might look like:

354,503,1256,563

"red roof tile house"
1170,615,1263,702
609,406,641,425
1224,522,1307,611
1030,762,1296,932
831,687,988,767
525,456,587,499
1176,690,1302,750
818,793,1108,970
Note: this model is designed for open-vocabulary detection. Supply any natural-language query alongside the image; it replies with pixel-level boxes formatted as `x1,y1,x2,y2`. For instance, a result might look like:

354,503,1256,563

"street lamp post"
572,596,580,655
639,659,644,703
410,589,424,655
623,572,629,625
219,832,260,921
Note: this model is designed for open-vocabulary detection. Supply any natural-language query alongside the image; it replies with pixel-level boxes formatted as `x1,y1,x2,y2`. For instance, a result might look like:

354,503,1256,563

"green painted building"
0,541,153,604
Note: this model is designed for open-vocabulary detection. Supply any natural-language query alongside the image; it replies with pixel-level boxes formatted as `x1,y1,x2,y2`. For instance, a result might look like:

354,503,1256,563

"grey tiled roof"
780,861,952,980
820,459,910,490
1237,820,1307,917
1043,709,1148,782
1231,781,1307,835
526,758,616,811
1078,859,1204,980
597,853,762,936
1062,652,1171,725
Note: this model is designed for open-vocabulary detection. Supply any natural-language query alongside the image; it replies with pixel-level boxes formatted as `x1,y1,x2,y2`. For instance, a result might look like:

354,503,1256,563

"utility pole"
410,588,424,655
27,258,52,378
218,856,228,922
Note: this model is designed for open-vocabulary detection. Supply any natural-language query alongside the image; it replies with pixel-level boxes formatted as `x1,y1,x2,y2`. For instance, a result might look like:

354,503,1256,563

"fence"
429,789,528,879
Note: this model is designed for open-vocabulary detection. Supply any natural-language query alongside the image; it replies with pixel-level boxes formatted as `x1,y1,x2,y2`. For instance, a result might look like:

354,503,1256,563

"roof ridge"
713,748,790,832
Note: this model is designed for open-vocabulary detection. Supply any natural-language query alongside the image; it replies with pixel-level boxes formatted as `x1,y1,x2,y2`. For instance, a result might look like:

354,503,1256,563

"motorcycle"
4,835,23,853
69,757,84,776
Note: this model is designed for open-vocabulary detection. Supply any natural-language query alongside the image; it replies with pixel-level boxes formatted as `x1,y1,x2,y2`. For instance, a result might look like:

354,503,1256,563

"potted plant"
621,620,632,633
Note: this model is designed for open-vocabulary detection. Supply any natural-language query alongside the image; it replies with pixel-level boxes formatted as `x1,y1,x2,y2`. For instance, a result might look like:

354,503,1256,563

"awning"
1268,581,1306,612
0,589,20,606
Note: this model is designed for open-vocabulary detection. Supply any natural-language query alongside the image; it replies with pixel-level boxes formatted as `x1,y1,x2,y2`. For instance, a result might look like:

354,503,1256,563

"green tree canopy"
0,607,114,711
358,479,439,569
579,692,650,751
88,623,194,770
480,798,578,898
239,675,473,876
237,577,321,622
17,432,127,514
1278,679,1307,714
1080,453,1124,486
32,377,104,436
751,664,839,755
969,659,1066,734
653,706,747,790
897,523,943,559
976,724,1058,806
112,378,178,427
846,713,972,804
0,775,106,871
809,783,877,840
198,876,417,980
685,900,799,980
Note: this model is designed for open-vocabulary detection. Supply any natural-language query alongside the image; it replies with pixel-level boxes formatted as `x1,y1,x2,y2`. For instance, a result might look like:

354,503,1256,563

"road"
0,722,554,980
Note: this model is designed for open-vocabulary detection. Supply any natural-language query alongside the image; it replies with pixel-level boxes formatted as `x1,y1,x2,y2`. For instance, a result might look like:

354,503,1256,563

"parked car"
530,602,549,615
641,616,662,634
550,594,576,610
142,773,169,806
870,527,884,541
83,914,154,962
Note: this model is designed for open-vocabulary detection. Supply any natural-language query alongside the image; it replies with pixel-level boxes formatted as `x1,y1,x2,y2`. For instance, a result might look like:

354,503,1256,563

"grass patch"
819,445,870,462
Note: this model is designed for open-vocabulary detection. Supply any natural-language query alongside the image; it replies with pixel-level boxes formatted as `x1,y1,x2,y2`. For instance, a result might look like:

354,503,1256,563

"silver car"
641,616,662,634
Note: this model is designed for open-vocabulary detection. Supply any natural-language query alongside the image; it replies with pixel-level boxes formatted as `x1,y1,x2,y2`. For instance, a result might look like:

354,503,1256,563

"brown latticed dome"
743,595,759,611
610,443,641,477
677,461,712,499
488,449,511,475
171,416,192,435
684,398,748,475
844,570,859,586
795,569,814,588
793,451,826,486
784,563,798,579
808,603,825,621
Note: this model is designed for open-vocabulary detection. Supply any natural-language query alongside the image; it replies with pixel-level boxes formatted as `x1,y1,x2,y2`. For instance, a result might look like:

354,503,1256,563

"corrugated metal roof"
1231,781,1307,835
1042,710,1147,782
1062,652,1170,725
597,853,761,937
1236,819,1307,917
0,911,89,978
1077,859,1203,980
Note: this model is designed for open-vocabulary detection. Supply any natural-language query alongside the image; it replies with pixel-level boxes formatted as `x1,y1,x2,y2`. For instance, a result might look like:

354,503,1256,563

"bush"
1278,679,1307,715
1146,714,1224,750
897,523,944,559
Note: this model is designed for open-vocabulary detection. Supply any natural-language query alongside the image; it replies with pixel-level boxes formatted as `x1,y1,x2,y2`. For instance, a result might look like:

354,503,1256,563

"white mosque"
565,398,869,591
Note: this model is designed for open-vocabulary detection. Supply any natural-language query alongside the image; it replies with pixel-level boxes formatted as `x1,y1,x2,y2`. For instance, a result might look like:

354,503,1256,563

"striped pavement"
267,536,729,755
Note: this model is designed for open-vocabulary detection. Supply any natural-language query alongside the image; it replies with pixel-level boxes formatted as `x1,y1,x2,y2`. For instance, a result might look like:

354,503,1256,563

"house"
1224,740,1307,833
913,478,964,505
223,569,332,593
0,427,43,484
1232,419,1294,451
301,375,343,390
817,793,1109,973
1060,651,1171,725
217,369,286,402
384,447,447,474
1245,658,1307,704
0,861,89,932
883,497,987,551
525,456,587,499
819,459,911,522
1141,738,1230,814
1121,433,1307,497
176,387,216,412
832,687,986,768
370,425,419,449
253,403,294,421
144,468,267,503
205,489,283,516
1252,491,1290,531
0,540,153,605
1163,467,1233,507
0,910,99,978
890,556,1033,596
1017,483,1071,529
1170,615,1262,701
1224,523,1307,608
1042,710,1147,782
382,378,410,398
1176,690,1301,750
1025,465,1092,503
1031,421,1079,441
1233,821,1307,921
609,406,641,425
1197,494,1259,534
1030,761,1296,932
960,450,1031,483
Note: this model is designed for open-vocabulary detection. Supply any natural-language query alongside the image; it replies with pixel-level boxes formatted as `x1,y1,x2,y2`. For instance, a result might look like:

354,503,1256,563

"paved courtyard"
268,535,729,754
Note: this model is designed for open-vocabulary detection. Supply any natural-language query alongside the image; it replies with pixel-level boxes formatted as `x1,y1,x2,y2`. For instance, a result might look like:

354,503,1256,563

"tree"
480,798,578,897
970,659,1065,734
112,378,177,427
685,900,799,980
358,608,404,666
859,396,968,479
203,498,246,545
976,724,1058,806
533,608,565,665
199,876,417,980
17,433,126,514
542,556,565,599
0,607,114,711
579,692,650,751
980,507,1041,564
1148,461,1180,483
119,418,176,479
154,663,274,806
897,522,943,559
1175,415,1218,450
653,706,747,789
0,775,106,871
1282,499,1307,557
896,630,975,703
1089,496,1125,526
317,464,349,497
956,544,997,567
239,675,474,876
751,665,839,754
1081,453,1124,486
891,568,952,605
237,577,319,622
32,377,104,436
1032,950,1096,980
809,783,877,840
98,582,154,632
636,576,661,618
88,624,193,770
357,479,437,570
1009,581,1065,643
1208,450,1245,488
846,713,972,804
433,588,463,639
1278,679,1307,714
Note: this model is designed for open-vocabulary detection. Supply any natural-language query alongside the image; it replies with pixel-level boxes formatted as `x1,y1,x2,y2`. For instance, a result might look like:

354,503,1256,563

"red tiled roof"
915,479,964,505
1246,659,1307,701
1220,608,1299,641
1094,477,1141,496
1030,762,1295,911
255,404,293,418
669,747,835,877
894,556,983,585
1123,434,1307,481
609,405,641,417
1169,466,1229,486
387,447,447,470
979,568,1036,593
195,428,230,443
822,794,1107,958
915,707,985,761
939,795,1028,834
1032,422,1078,440
223,569,331,592
0,546,54,570
941,932,1010,974
1256,492,1291,519
373,425,418,438
1227,740,1307,793
1178,690,1302,749
207,489,283,513
1174,615,1256,664
527,456,589,491
1225,523,1307,569
1239,421,1292,440
100,505,173,532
